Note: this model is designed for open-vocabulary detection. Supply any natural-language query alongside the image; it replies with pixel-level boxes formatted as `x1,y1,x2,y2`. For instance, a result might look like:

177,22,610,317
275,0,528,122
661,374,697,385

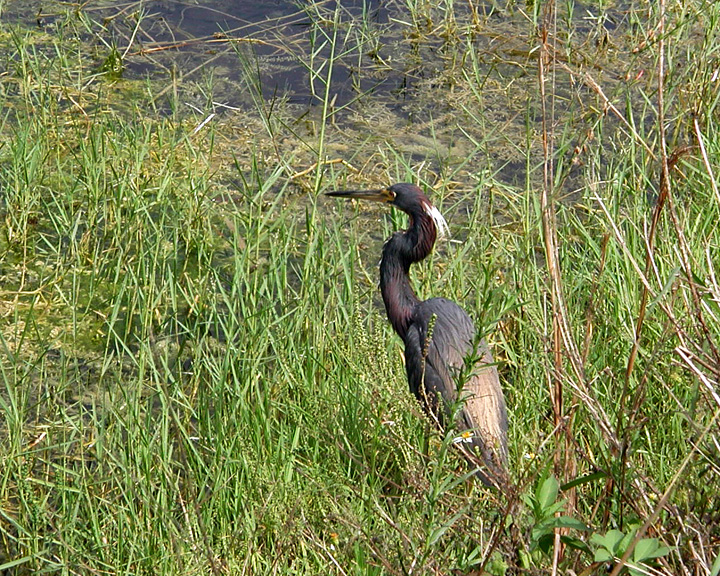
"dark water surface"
12,1,399,108
1,0,653,191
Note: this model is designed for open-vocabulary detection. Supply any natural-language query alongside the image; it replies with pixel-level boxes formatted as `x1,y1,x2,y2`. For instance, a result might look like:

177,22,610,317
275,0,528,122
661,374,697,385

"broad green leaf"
590,529,625,555
634,538,671,562
537,533,556,555
539,500,567,519
633,538,659,562
594,548,613,563
551,516,589,532
537,475,559,511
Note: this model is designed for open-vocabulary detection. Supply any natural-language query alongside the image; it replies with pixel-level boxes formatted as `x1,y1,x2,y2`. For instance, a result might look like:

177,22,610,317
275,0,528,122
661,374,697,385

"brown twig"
537,1,583,571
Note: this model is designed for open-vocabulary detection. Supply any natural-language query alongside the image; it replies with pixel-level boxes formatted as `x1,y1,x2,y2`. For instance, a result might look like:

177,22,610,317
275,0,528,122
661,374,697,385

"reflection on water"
1,0,663,190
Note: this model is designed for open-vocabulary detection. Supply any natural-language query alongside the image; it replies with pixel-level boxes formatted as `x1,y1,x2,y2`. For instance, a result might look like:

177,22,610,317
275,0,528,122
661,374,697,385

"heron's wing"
406,298,509,480
404,299,467,414
406,298,476,410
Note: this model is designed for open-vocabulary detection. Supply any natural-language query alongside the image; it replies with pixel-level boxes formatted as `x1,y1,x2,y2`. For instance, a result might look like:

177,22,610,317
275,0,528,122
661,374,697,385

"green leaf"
551,516,589,532
633,538,659,562
560,534,592,554
620,529,636,555
590,529,625,555
531,516,589,555
594,548,613,563
518,549,532,569
535,533,555,555
634,538,671,562
560,470,607,491
530,524,551,548
0,556,34,572
539,499,567,519
537,475,559,511
536,515,589,536
520,492,535,509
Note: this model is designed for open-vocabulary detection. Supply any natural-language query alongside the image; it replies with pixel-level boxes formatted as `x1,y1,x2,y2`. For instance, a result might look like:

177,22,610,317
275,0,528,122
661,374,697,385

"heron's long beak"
325,188,394,203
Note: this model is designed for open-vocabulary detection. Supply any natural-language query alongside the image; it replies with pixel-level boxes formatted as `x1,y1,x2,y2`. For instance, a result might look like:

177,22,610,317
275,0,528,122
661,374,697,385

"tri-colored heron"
326,183,508,486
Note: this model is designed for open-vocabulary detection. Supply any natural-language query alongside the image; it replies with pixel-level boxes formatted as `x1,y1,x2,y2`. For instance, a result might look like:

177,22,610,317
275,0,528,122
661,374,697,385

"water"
1,1,664,191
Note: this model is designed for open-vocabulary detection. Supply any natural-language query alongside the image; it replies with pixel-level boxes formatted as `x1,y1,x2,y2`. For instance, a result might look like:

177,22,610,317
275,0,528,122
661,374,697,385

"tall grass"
1,1,719,574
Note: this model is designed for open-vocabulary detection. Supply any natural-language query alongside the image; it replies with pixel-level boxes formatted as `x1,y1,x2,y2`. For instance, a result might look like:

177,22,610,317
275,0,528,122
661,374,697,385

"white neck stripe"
423,202,450,239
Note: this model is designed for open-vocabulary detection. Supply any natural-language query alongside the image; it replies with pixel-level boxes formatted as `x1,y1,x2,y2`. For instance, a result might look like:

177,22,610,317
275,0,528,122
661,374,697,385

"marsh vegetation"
1,1,719,574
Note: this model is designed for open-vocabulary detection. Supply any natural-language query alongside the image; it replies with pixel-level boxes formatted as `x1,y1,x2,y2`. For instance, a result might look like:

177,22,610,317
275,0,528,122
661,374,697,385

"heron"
326,182,508,486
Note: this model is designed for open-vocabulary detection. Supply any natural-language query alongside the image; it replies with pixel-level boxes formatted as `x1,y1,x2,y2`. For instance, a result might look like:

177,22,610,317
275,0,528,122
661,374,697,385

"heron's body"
327,183,508,485
405,298,508,480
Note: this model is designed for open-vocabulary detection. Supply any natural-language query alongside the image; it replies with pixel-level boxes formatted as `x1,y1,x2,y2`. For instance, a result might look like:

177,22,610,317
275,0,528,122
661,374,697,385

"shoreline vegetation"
1,1,719,574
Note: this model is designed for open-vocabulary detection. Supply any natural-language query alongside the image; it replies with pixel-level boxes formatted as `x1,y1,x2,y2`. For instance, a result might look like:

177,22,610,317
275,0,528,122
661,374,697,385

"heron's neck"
379,213,437,340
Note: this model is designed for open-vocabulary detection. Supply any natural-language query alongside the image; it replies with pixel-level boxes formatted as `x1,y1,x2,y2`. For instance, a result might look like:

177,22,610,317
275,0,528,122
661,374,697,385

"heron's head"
325,182,449,238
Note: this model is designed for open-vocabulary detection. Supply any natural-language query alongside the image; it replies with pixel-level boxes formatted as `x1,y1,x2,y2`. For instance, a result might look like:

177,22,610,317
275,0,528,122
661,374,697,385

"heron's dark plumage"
327,182,508,485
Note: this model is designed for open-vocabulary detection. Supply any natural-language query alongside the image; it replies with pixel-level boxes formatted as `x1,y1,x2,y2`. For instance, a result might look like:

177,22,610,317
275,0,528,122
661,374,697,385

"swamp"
1,0,719,574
